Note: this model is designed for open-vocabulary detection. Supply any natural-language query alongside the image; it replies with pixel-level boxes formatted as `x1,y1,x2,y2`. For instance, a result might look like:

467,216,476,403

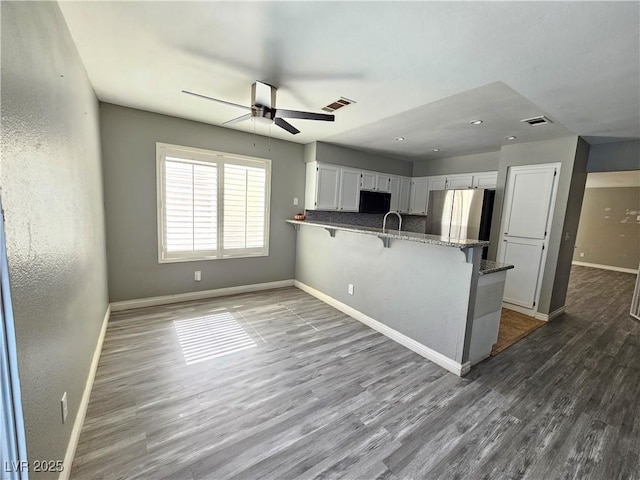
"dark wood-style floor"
71,266,640,479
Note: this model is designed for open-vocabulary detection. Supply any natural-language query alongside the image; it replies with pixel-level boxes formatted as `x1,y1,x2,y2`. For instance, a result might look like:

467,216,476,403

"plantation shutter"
223,163,267,254
163,158,218,257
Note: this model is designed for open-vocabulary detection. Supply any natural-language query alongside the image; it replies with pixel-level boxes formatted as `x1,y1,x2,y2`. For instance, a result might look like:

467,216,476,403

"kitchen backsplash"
304,210,427,233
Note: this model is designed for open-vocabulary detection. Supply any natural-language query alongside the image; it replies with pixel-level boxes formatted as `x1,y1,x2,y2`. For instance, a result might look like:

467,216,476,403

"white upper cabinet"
409,177,429,215
360,171,376,190
314,163,340,210
428,176,447,191
375,174,392,192
338,167,361,211
473,172,498,189
446,174,474,189
398,177,412,214
388,176,401,211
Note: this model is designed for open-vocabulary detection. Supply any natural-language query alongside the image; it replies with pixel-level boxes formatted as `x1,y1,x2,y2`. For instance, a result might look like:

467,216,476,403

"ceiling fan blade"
274,117,300,135
182,90,251,111
223,113,253,126
275,109,335,122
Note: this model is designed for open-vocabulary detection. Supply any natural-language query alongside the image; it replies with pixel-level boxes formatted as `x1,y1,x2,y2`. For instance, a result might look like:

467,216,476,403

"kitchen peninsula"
287,219,513,375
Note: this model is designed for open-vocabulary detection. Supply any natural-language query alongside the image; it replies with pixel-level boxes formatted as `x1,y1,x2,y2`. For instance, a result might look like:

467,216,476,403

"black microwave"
359,190,391,214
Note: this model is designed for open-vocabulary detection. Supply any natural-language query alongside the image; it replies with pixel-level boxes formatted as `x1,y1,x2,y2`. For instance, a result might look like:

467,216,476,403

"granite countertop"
479,259,515,276
286,219,490,249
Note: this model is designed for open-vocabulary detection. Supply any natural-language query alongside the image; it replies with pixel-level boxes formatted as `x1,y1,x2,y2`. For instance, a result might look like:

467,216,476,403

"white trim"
572,261,638,275
110,280,294,312
502,302,537,318
502,302,566,322
294,280,469,376
534,306,566,322
497,162,561,311
156,142,272,264
60,305,110,480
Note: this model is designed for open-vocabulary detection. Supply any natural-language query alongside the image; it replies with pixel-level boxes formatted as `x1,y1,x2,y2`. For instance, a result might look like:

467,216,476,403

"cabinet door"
428,175,447,191
499,237,545,308
409,177,429,215
388,176,401,211
315,164,340,210
398,177,412,214
338,167,361,211
361,171,376,190
376,174,391,192
446,174,473,189
473,172,498,189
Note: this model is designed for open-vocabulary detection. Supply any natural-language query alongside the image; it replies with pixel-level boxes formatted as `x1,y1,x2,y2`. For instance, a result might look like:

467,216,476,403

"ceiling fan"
182,81,335,135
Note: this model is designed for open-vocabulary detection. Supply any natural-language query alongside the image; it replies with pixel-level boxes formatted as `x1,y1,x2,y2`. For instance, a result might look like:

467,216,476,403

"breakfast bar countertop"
479,259,515,276
286,219,490,249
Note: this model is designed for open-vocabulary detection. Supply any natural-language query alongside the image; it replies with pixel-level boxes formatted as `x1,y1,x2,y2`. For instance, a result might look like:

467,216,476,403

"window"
157,143,271,262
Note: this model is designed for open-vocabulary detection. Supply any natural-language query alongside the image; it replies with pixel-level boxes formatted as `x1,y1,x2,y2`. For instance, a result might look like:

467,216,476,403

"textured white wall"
1,1,109,473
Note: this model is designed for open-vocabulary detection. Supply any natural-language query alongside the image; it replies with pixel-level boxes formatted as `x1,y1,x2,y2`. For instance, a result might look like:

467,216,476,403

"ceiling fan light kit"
183,81,335,135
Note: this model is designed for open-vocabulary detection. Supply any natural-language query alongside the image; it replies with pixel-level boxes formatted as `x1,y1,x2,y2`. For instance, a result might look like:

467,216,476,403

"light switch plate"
293,197,299,206
348,284,354,295
194,271,201,281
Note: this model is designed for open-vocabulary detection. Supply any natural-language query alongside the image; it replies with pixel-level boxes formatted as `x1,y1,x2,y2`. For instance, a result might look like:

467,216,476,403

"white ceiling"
586,171,640,188
58,1,640,161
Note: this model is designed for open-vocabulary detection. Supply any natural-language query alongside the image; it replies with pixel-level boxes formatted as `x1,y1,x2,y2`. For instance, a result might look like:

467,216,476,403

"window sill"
158,252,269,264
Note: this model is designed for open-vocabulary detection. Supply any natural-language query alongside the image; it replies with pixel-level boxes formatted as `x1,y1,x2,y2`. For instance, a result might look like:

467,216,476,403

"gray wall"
488,136,587,315
295,226,474,363
412,151,500,177
1,1,109,474
306,142,414,176
100,104,305,302
587,140,640,172
549,137,589,312
573,187,640,270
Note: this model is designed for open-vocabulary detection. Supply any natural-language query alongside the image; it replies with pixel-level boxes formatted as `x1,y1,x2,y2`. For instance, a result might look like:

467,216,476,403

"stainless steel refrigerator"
426,189,495,258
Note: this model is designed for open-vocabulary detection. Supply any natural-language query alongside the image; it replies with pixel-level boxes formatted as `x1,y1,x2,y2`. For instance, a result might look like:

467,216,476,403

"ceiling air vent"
521,115,553,126
322,97,356,113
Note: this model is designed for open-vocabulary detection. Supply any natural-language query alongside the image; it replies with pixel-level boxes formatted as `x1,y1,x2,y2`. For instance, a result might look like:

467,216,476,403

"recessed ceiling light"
505,135,517,140
432,148,440,152
469,120,483,125
394,136,405,141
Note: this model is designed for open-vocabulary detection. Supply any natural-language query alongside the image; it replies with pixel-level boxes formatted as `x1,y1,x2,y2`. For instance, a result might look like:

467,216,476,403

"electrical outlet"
293,197,299,206
579,252,585,258
61,392,68,424
348,284,354,295
194,271,201,281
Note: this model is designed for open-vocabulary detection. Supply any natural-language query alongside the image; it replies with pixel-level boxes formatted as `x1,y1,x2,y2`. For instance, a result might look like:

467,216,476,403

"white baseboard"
502,302,537,318
60,305,110,480
110,280,295,312
535,306,566,321
503,302,566,322
572,261,637,275
294,281,469,376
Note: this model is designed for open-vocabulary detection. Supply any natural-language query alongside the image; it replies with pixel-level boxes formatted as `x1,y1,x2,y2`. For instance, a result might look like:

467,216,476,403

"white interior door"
498,163,560,310
501,237,545,307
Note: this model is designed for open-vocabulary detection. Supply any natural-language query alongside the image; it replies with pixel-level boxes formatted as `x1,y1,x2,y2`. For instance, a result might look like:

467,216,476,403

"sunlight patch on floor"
174,312,256,365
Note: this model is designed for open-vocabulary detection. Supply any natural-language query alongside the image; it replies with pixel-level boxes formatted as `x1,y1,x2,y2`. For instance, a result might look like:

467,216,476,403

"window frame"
156,142,271,263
